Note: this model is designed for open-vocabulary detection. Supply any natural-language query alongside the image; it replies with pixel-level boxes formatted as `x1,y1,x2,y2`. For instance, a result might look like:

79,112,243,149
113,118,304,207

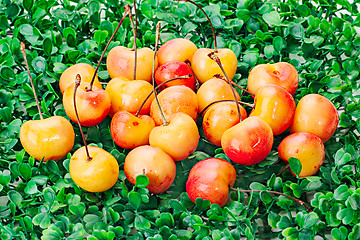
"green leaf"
94,30,108,45
135,175,149,188
336,208,354,225
8,190,22,206
263,11,281,26
289,157,302,176
331,226,348,240
182,22,197,34
23,0,34,11
24,180,38,195
302,212,319,228
0,65,15,80
334,185,350,200
69,202,86,217
273,36,286,53
31,56,47,73
43,38,53,56
250,182,268,190
18,163,32,180
334,149,351,166
46,160,60,176
33,212,51,228
349,225,360,240
134,215,151,230
128,191,142,210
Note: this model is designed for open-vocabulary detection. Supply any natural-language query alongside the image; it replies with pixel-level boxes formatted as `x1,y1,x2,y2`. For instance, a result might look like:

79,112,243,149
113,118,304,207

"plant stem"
74,74,92,162
200,99,254,116
208,52,242,121
174,0,217,52
152,23,169,126
135,75,192,117
20,42,43,120
87,5,131,91
130,0,138,80
232,188,312,213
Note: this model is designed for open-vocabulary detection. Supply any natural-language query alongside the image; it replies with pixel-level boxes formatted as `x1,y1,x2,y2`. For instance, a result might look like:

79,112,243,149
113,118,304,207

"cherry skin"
290,94,339,142
186,158,236,207
154,61,196,91
197,78,240,113
106,46,158,82
157,38,198,65
149,112,200,161
69,145,119,192
63,82,111,127
278,132,325,177
20,116,75,161
150,85,198,126
221,116,273,165
124,145,176,194
105,77,154,117
191,48,237,84
110,111,155,149
59,63,102,94
247,62,299,95
203,101,247,146
250,84,295,135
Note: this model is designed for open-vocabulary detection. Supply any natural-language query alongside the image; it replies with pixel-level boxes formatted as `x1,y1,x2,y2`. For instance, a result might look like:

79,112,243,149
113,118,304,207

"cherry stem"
129,1,137,80
135,75,192,117
174,0,217,52
74,74,92,162
208,52,242,121
200,99,253,116
231,187,312,213
213,74,255,97
277,164,290,177
20,42,43,120
87,5,131,91
152,23,169,126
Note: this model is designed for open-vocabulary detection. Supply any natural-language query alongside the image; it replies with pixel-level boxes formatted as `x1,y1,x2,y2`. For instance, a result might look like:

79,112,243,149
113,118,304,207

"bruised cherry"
203,101,247,146
221,116,273,165
278,132,325,177
186,158,236,207
110,111,155,149
124,145,176,194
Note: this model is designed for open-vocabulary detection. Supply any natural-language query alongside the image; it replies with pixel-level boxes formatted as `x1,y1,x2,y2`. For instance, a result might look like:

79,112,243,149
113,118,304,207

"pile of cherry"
18,4,339,208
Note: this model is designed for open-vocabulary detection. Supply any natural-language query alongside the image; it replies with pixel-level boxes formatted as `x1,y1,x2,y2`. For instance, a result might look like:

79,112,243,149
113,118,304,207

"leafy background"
1,0,360,239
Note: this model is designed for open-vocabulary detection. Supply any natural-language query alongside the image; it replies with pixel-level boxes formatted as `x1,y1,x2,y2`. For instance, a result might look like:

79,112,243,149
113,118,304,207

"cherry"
63,81,110,127
250,84,295,135
186,158,236,207
107,46,158,82
221,116,273,165
154,61,196,91
150,85,198,126
247,62,299,95
197,78,240,113
290,94,339,142
19,42,74,162
110,111,155,149
59,63,102,94
203,101,247,146
69,76,119,192
175,0,237,84
105,77,154,117
70,145,119,192
157,38,198,65
149,112,200,161
278,132,325,177
124,145,176,194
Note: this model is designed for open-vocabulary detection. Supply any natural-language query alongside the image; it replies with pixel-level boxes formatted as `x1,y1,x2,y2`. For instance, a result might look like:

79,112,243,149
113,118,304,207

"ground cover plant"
1,0,360,239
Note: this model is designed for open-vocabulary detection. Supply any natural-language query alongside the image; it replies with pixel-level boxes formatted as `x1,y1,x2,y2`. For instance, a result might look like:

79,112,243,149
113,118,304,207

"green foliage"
1,0,360,239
